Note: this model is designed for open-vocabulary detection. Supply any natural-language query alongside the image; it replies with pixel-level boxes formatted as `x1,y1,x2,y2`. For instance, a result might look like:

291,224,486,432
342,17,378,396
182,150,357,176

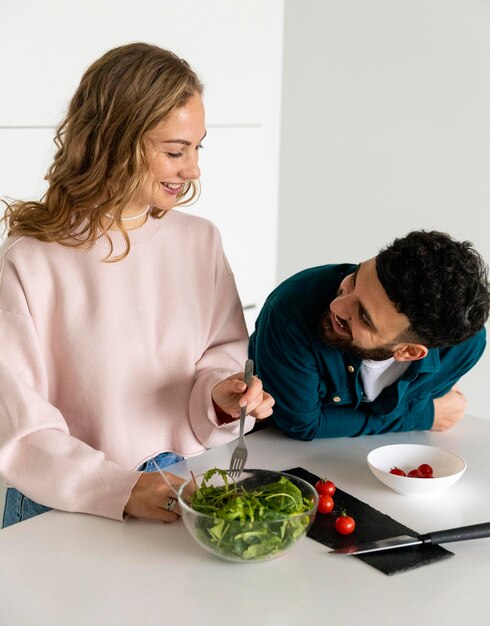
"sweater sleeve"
0,310,140,520
188,248,254,448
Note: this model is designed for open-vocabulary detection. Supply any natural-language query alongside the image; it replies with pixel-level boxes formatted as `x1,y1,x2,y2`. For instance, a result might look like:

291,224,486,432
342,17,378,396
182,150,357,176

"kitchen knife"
329,522,490,555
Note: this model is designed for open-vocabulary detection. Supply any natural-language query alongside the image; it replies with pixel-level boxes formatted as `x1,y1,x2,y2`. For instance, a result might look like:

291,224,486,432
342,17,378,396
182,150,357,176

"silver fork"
228,359,254,479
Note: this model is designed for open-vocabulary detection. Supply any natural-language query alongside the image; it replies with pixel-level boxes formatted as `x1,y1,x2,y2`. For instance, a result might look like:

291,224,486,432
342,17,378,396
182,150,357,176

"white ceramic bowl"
367,444,466,496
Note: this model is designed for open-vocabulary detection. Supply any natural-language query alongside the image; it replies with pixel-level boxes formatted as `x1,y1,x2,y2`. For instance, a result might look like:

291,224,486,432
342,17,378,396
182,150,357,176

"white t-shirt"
360,358,410,402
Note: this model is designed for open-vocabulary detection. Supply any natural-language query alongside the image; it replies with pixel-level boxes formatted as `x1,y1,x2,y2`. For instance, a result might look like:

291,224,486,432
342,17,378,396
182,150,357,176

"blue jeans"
1,451,184,529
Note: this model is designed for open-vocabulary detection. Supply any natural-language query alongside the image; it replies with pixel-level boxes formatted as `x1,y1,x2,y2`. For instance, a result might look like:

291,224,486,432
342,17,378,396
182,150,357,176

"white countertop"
1,416,489,626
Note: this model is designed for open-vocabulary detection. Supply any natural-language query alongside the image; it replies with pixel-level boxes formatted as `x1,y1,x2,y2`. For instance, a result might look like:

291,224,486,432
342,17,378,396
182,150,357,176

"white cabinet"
0,1,281,127
0,129,54,200
0,0,283,330
187,126,278,330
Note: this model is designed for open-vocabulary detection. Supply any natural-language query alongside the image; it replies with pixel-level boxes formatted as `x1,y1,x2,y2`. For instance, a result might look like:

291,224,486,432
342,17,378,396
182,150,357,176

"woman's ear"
393,343,428,362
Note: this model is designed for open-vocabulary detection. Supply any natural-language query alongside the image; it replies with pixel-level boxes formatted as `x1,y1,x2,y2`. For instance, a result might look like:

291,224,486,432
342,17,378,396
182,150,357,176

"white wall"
0,0,284,521
279,0,490,419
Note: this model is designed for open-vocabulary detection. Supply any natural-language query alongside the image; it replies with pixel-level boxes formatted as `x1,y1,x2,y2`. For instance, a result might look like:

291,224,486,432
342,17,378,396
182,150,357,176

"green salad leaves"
190,468,315,561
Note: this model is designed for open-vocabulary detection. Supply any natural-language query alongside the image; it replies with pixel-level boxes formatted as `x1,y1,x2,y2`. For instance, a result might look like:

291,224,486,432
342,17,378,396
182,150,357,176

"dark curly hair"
376,230,490,347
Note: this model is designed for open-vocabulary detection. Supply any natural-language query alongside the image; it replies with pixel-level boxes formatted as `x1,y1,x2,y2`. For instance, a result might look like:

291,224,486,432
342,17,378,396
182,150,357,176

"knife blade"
329,522,490,555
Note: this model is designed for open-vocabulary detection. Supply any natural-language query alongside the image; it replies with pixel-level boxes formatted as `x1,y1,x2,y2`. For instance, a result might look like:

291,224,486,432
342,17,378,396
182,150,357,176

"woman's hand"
124,471,185,522
211,372,275,421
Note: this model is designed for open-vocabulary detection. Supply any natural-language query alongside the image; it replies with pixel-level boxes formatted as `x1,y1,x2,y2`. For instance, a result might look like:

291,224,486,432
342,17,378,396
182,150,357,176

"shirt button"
333,396,341,403
347,365,355,373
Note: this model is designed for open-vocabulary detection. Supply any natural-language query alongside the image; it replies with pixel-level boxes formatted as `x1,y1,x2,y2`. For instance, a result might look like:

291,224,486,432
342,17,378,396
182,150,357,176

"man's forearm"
272,398,434,440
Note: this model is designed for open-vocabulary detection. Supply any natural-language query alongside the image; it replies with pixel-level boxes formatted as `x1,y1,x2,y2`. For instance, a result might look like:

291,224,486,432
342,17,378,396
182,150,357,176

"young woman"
0,42,274,527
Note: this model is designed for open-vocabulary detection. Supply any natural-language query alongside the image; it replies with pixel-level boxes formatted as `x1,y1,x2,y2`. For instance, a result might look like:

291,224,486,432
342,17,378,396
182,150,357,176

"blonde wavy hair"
1,42,203,260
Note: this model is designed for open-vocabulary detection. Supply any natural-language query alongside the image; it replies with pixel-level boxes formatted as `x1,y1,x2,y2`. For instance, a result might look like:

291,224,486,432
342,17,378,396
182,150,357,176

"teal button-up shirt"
249,264,486,439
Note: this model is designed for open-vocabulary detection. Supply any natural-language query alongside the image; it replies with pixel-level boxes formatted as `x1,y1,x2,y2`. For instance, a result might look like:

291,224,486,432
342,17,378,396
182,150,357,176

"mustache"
332,312,351,334
319,308,350,341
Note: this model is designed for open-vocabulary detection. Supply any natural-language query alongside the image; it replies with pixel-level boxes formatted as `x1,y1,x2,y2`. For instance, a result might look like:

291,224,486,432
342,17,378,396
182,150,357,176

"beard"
319,309,397,361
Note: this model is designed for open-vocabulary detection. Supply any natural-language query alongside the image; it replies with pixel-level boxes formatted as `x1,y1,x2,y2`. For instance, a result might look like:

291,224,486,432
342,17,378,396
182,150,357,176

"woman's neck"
104,205,151,231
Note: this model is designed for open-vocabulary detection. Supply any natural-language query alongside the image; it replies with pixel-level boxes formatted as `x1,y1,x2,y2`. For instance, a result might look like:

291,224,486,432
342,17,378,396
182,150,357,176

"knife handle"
421,522,490,545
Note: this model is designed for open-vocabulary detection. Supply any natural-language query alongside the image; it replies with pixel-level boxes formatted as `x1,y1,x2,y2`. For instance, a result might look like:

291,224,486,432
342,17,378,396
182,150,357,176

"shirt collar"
345,346,440,374
408,347,440,374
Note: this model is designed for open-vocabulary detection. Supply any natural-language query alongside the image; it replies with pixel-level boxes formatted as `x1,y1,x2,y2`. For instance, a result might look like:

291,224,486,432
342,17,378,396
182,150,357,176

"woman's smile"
161,182,185,195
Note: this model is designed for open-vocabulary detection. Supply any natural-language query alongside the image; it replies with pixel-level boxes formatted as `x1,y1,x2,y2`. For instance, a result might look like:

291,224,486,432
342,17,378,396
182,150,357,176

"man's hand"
432,385,467,431
124,472,185,521
212,372,275,421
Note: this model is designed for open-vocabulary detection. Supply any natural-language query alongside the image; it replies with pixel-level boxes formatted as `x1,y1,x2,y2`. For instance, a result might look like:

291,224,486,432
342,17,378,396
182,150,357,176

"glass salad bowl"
177,468,318,562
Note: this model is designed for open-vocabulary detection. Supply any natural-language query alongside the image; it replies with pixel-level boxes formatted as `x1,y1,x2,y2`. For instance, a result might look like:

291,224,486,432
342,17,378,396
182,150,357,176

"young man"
249,231,490,439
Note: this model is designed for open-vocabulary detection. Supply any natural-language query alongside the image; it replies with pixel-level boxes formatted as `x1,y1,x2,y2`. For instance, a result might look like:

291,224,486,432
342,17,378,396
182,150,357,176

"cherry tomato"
389,467,406,476
317,494,334,514
315,478,336,496
418,463,433,477
335,511,355,535
407,468,422,478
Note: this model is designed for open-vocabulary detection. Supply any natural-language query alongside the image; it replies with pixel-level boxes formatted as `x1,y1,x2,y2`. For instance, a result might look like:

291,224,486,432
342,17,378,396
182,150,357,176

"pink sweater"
0,211,253,520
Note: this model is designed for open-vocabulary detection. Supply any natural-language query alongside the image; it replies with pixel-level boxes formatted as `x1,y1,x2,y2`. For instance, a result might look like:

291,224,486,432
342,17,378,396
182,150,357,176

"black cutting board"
285,467,454,575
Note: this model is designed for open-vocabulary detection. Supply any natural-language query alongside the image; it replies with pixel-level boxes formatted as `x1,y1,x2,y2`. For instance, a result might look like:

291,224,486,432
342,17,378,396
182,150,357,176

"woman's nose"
180,154,201,180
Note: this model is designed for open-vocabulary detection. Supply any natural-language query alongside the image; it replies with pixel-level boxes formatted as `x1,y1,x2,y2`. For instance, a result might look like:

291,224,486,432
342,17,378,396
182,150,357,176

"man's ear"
392,343,428,362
